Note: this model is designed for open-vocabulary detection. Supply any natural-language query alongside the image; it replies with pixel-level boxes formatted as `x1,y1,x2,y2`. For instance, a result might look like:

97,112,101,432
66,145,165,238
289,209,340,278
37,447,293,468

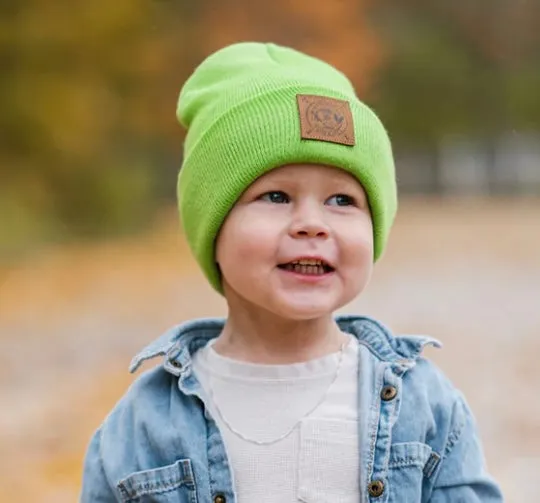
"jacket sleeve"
429,395,504,502
80,426,118,502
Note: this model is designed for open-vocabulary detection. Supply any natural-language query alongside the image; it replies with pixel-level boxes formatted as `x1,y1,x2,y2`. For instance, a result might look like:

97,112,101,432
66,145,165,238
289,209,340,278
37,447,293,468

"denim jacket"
81,315,503,502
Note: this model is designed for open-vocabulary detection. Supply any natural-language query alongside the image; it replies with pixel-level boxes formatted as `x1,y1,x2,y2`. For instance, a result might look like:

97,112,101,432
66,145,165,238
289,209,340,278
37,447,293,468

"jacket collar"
129,315,441,375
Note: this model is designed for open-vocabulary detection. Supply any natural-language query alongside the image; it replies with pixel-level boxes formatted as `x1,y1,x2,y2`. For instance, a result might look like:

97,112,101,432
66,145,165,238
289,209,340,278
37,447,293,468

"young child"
81,42,503,502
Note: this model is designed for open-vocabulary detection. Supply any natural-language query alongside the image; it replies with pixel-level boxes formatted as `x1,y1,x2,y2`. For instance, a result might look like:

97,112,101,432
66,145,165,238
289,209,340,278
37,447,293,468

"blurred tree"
194,0,382,95
1,0,538,255
369,0,540,143
0,0,382,255
0,0,194,253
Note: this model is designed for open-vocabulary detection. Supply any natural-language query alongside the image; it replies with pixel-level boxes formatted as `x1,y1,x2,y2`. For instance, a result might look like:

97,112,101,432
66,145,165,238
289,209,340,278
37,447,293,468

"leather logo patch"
297,94,355,146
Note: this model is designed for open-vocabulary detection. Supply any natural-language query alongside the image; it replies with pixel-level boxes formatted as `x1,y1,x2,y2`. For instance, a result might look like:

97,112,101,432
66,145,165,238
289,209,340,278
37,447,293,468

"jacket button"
368,479,385,497
214,495,226,503
381,385,397,401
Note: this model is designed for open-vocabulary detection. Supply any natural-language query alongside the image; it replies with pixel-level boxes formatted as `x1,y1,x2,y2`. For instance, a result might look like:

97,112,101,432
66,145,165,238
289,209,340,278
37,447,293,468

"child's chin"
274,297,339,320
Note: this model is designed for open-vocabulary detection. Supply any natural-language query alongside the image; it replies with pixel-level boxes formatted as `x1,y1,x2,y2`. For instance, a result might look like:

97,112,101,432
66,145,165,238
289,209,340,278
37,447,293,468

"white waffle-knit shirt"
192,335,360,503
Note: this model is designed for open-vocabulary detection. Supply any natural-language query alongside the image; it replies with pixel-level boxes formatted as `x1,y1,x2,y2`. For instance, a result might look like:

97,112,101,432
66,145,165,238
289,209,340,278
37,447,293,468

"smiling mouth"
277,259,335,275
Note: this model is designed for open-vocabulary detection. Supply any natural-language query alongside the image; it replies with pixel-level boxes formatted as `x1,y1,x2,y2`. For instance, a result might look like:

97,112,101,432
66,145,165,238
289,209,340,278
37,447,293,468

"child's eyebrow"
256,175,295,185
324,178,367,195
253,175,365,193
247,177,296,192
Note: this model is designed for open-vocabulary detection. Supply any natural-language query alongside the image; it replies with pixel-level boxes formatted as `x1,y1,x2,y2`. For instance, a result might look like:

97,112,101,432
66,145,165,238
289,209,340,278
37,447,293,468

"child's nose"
289,207,330,239
292,225,329,239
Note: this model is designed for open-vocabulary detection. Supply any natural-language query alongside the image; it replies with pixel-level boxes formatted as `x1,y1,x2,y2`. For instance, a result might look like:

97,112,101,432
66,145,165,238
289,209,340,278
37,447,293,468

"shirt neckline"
196,336,357,381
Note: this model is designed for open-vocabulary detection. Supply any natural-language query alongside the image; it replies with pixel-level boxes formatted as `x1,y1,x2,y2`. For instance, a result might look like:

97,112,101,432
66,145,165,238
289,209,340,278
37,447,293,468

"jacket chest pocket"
117,459,198,503
386,442,434,503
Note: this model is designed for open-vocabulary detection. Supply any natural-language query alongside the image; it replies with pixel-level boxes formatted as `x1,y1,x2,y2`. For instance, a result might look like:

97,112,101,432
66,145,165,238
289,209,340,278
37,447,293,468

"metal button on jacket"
214,495,226,503
381,385,397,401
368,479,385,497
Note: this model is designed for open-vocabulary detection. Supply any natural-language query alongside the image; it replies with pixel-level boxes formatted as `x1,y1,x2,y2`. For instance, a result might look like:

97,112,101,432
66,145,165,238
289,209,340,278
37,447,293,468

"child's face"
215,163,373,320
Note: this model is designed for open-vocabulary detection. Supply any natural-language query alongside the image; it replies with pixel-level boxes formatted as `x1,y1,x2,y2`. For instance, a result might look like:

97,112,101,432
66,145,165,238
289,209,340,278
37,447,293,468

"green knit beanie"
176,42,397,294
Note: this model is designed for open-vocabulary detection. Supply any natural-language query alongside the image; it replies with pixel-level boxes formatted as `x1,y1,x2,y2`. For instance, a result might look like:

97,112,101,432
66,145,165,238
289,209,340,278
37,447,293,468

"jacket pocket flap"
388,442,433,470
117,459,195,501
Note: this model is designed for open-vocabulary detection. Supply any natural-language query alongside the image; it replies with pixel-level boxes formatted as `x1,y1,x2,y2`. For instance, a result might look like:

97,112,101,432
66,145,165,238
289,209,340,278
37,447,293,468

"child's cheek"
222,210,278,266
339,222,374,268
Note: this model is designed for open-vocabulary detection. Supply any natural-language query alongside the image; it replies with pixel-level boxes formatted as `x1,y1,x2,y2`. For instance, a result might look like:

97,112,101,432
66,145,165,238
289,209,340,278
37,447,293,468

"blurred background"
1,0,539,501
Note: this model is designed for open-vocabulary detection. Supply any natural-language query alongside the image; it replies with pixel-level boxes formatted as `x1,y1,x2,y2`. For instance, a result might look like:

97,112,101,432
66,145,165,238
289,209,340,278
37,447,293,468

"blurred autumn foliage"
1,0,539,256
372,0,540,142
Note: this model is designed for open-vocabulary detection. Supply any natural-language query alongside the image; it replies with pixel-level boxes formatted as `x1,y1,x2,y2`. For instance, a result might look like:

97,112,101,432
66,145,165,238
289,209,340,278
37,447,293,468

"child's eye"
259,191,290,204
326,194,356,207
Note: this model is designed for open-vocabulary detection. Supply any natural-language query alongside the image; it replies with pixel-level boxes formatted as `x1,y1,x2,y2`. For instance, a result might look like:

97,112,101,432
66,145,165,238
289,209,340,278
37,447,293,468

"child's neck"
213,310,348,364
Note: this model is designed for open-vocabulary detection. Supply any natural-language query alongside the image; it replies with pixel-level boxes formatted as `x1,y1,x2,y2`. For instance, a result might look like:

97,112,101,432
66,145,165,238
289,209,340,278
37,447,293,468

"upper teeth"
291,259,325,266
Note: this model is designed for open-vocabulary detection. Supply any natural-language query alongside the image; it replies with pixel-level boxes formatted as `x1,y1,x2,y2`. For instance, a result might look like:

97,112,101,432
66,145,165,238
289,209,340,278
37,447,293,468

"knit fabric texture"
176,42,397,293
